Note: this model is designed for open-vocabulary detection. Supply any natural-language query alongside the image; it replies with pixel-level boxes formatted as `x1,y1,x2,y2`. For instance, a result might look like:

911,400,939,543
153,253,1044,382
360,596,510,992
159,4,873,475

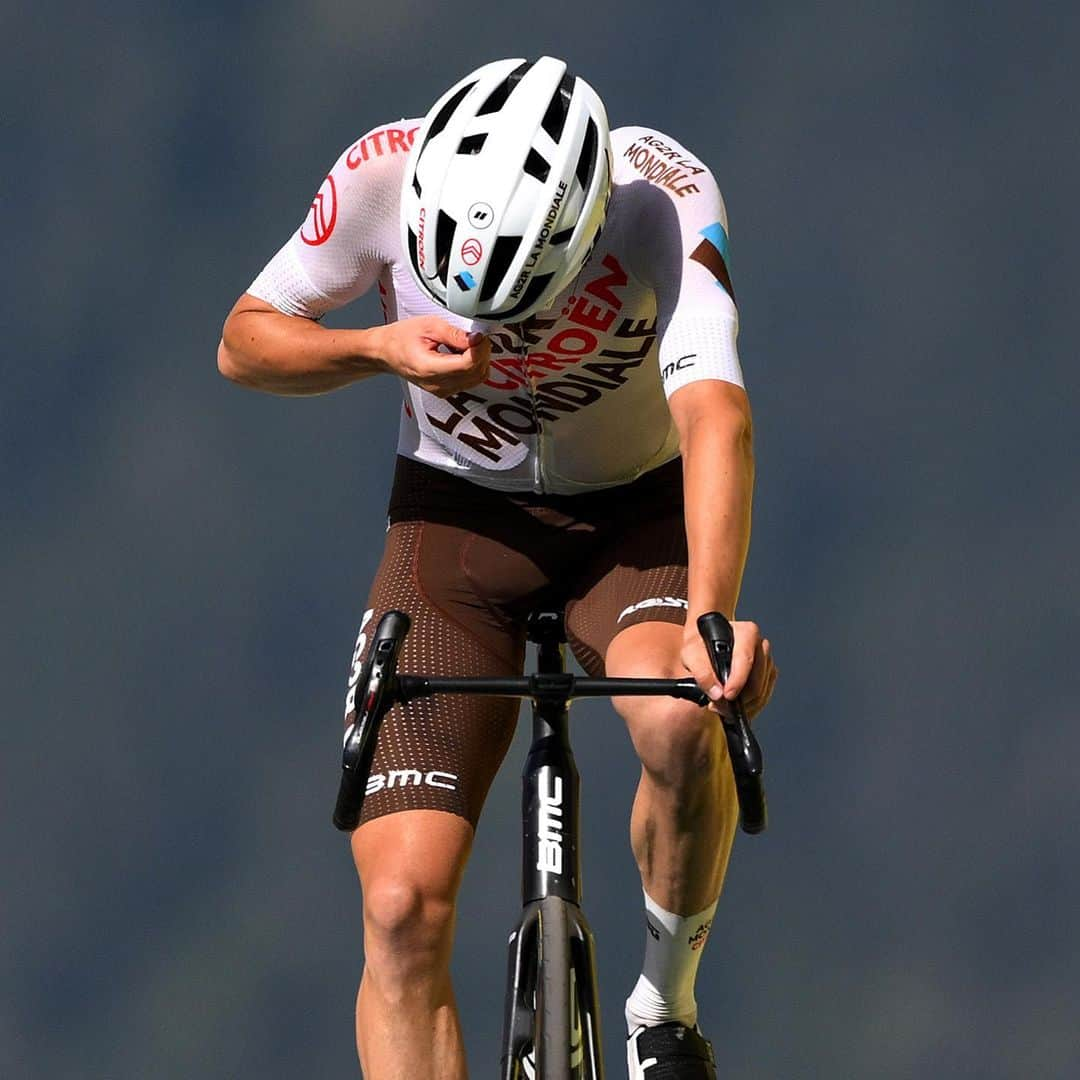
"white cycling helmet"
401,56,612,323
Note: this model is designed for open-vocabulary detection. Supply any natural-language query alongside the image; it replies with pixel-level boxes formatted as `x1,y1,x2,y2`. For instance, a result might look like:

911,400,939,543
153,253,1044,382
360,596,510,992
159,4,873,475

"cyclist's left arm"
669,379,771,715
622,128,773,714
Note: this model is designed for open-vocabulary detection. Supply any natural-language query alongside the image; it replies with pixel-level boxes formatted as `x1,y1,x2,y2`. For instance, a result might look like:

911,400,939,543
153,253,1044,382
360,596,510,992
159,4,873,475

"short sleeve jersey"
249,122,744,494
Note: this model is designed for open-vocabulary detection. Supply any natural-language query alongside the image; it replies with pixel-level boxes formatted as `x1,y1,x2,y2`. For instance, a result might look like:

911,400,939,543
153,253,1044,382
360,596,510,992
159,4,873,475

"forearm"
681,414,754,621
217,294,387,396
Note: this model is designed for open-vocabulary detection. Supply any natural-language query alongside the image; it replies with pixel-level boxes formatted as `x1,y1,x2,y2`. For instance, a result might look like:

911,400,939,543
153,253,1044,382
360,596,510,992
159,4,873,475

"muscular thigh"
344,456,689,827
345,517,543,830
565,469,689,675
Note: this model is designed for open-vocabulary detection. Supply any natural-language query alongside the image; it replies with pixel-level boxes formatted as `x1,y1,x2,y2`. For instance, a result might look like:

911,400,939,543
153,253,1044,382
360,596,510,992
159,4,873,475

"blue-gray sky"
3,2,1079,1076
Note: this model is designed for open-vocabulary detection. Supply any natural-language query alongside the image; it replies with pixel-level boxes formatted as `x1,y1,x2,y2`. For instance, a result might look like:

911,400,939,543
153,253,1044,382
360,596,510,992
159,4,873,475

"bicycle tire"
535,898,573,1080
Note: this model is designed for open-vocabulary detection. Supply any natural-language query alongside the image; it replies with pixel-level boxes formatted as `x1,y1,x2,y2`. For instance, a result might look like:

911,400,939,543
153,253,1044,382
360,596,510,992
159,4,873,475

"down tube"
521,699,582,905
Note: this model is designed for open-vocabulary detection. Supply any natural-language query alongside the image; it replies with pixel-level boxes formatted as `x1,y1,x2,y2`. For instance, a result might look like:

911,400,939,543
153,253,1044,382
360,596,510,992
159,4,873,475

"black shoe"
626,1021,717,1079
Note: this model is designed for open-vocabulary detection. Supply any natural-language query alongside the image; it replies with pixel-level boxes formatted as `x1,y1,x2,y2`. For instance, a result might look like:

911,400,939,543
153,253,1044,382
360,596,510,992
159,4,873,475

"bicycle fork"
500,622,604,1080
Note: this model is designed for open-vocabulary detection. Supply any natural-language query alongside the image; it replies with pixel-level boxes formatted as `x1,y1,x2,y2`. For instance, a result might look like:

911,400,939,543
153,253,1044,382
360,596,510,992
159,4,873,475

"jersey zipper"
513,322,545,493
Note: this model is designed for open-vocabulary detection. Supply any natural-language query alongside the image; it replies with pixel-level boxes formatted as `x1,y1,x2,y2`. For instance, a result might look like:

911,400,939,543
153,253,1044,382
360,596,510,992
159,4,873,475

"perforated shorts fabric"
344,456,689,828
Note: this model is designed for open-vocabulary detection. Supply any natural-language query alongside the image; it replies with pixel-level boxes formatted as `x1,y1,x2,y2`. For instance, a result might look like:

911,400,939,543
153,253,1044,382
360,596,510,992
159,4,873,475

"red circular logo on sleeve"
461,238,483,265
301,174,337,246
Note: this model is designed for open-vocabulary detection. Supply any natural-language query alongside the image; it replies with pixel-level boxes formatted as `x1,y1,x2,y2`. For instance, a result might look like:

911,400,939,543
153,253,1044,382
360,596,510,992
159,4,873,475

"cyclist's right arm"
218,293,384,395
217,298,489,398
217,122,489,397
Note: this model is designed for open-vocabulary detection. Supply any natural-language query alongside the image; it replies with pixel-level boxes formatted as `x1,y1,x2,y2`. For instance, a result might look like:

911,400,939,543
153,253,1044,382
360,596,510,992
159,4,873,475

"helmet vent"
550,226,574,246
480,234,523,303
435,210,457,285
523,148,551,183
575,117,598,189
427,81,477,141
458,133,487,154
476,61,532,116
540,74,574,142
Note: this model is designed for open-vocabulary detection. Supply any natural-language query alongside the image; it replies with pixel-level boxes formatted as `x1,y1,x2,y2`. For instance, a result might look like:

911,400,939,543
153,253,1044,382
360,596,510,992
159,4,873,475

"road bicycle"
333,608,766,1079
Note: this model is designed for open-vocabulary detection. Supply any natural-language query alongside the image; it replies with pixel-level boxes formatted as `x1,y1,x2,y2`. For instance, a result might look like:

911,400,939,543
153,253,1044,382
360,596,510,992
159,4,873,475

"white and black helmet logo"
468,202,494,228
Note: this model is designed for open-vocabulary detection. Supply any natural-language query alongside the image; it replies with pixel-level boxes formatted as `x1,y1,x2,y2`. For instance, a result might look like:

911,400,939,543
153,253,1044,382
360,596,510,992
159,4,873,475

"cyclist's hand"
374,317,490,397
681,620,777,721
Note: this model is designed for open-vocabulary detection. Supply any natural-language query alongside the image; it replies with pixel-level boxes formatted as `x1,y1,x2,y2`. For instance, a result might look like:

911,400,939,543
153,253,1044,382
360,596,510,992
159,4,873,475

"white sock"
625,890,718,1033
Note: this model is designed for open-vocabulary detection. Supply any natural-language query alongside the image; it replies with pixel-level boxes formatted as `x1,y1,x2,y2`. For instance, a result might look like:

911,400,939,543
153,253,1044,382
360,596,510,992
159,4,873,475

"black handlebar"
333,609,767,834
332,610,411,831
696,613,768,834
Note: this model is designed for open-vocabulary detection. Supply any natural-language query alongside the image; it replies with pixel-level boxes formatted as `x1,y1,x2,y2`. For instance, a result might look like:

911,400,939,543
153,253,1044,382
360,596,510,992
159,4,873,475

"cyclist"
219,56,777,1080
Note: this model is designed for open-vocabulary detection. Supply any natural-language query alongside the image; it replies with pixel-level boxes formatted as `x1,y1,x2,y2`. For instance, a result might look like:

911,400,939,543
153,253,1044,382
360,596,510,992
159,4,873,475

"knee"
619,696,727,790
361,875,456,965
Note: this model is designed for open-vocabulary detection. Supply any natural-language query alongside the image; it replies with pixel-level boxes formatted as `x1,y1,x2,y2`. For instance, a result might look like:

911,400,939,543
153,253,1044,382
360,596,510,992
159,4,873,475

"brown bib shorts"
344,455,690,828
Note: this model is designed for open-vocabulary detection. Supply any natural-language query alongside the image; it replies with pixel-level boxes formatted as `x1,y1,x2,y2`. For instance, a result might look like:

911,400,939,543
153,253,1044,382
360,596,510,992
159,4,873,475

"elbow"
217,329,251,386
682,407,754,482
729,412,755,475
677,398,754,461
730,410,754,460
216,338,237,380
218,294,283,387
717,414,754,478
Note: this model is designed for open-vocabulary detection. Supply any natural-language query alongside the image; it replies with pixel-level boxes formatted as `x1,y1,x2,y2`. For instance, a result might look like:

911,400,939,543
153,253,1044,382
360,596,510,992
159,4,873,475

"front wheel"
535,898,574,1079
503,898,592,1080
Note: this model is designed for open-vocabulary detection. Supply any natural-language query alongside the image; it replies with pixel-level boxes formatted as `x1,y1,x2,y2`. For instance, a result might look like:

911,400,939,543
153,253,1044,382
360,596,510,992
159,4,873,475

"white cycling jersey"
249,122,744,494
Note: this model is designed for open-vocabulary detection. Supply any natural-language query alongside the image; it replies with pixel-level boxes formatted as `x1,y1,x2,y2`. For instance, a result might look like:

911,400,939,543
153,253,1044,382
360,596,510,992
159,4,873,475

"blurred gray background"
3,1,1078,1076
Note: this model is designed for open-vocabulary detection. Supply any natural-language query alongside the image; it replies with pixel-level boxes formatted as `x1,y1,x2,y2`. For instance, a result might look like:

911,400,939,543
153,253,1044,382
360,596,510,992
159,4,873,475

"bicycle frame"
333,608,766,1079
